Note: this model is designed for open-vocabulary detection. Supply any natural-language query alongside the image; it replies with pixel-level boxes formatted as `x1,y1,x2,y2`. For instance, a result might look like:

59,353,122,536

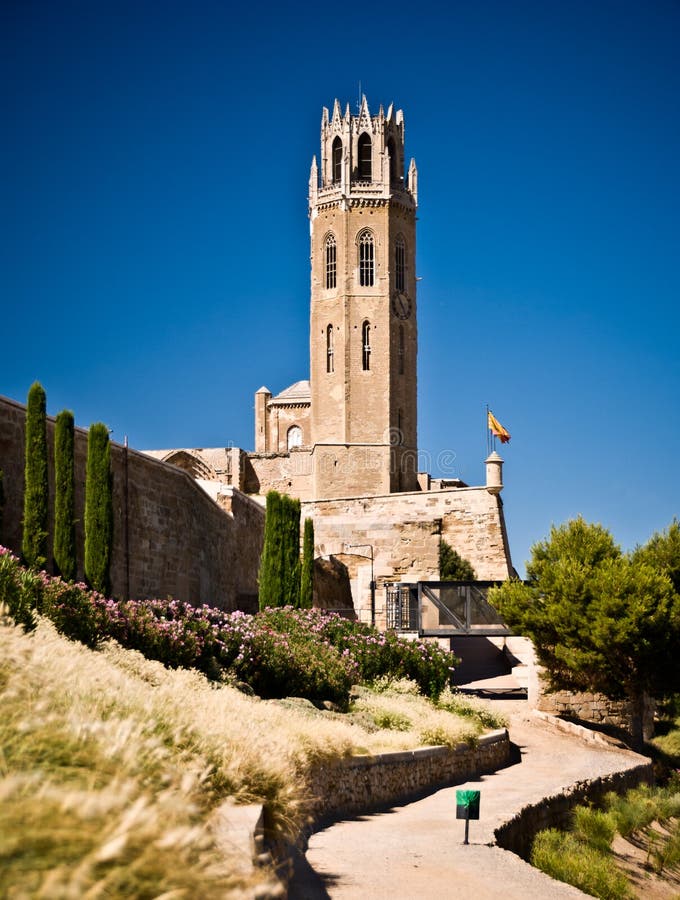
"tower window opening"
325,233,337,289
326,323,334,373
358,230,375,287
387,137,399,184
358,132,372,181
362,321,371,371
395,235,405,293
332,137,342,184
398,324,405,375
287,425,302,450
397,410,404,444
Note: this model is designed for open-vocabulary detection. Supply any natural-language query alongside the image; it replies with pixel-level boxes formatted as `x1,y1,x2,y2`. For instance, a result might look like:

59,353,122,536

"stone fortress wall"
0,395,264,610
304,484,513,625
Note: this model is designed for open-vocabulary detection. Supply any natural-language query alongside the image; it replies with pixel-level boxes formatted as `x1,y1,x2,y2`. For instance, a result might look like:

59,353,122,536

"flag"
488,410,511,444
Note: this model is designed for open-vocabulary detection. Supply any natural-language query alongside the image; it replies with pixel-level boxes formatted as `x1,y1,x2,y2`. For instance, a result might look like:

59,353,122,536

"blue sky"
2,0,679,574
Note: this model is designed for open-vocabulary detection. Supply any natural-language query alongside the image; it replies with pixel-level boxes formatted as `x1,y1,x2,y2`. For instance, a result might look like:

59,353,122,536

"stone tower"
308,97,419,499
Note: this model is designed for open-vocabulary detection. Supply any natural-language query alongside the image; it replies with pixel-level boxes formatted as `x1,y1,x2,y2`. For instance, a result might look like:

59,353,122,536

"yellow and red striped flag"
488,410,511,444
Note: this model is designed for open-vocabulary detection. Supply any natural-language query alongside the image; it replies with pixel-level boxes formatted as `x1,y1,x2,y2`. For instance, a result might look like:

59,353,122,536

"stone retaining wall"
304,729,510,828
495,761,654,860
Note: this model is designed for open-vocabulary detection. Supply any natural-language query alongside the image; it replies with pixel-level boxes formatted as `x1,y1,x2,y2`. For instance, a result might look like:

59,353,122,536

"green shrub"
571,805,617,853
300,517,314,608
531,829,631,899
0,550,36,630
42,578,101,648
53,410,77,582
604,786,658,837
22,382,49,569
84,423,112,595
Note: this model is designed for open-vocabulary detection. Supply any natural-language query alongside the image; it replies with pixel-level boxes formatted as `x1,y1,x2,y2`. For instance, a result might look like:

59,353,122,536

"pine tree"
84,422,113,595
300,517,314,608
439,539,476,580
22,382,49,568
53,410,77,581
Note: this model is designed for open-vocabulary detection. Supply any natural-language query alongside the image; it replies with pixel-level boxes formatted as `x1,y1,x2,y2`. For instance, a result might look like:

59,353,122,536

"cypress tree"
258,491,301,609
53,410,77,581
299,516,314,608
84,422,113,595
22,382,49,568
258,490,282,609
0,469,5,542
281,495,301,607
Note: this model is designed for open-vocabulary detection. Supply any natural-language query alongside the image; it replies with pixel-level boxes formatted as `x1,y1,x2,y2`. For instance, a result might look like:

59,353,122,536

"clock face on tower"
392,292,412,320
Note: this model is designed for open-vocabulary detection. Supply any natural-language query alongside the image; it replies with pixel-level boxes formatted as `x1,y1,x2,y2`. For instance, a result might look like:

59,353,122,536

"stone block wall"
304,729,510,828
495,761,653,860
302,486,513,624
536,687,656,744
0,395,264,609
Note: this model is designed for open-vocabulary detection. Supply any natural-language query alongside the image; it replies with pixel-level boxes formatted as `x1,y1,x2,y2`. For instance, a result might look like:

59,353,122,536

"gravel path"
290,700,648,899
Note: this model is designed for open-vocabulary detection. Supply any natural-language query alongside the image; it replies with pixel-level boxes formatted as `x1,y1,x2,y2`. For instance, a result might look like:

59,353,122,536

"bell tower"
308,97,419,499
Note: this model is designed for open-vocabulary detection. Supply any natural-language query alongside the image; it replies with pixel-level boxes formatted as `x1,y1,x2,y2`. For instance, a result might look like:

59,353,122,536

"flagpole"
485,403,490,455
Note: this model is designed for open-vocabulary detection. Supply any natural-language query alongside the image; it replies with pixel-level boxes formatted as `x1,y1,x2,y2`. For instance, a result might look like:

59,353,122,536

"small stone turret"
485,451,504,494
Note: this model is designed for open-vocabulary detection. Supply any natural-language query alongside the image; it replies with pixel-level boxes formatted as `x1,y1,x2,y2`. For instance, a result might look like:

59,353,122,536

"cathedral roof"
269,380,311,405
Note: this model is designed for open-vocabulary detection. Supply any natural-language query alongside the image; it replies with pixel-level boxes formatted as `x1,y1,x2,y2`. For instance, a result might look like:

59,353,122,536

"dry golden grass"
0,616,504,897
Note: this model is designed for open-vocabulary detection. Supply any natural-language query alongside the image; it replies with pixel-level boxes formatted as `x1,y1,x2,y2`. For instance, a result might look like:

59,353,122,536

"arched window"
332,137,342,184
325,233,337,289
398,324,405,375
287,425,302,450
358,230,374,287
387,137,398,184
326,324,334,373
395,235,405,293
358,132,372,181
362,321,371,371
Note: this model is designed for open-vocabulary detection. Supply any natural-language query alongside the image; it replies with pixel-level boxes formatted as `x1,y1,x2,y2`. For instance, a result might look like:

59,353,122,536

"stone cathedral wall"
0,395,264,610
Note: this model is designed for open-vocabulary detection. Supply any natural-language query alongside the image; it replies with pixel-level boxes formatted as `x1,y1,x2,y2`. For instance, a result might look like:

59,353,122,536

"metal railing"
385,583,419,631
385,581,511,636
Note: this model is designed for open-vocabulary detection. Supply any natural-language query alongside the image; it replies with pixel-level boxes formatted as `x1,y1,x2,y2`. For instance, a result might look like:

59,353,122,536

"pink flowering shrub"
0,548,455,704
260,607,458,699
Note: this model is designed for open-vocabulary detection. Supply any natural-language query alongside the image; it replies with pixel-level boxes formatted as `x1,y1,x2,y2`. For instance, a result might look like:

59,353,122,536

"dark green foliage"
632,519,680,594
258,491,301,609
0,550,37,630
84,423,113,596
439,539,476,580
299,517,314,608
491,517,680,748
22,382,49,569
0,469,5,540
53,410,76,581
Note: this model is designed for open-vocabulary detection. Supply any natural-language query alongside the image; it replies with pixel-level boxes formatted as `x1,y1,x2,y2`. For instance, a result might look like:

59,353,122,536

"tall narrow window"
395,235,405,293
387,137,398,184
358,132,372,181
325,233,337,289
398,324,405,375
362,321,371,371
326,324,334,373
358,230,374,287
332,137,342,184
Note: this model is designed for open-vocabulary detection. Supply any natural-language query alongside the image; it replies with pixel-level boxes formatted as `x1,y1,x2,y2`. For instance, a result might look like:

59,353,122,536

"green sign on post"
456,789,480,844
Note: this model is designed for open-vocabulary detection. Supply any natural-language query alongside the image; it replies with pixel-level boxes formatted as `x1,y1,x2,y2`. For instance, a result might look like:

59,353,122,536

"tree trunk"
627,691,653,751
